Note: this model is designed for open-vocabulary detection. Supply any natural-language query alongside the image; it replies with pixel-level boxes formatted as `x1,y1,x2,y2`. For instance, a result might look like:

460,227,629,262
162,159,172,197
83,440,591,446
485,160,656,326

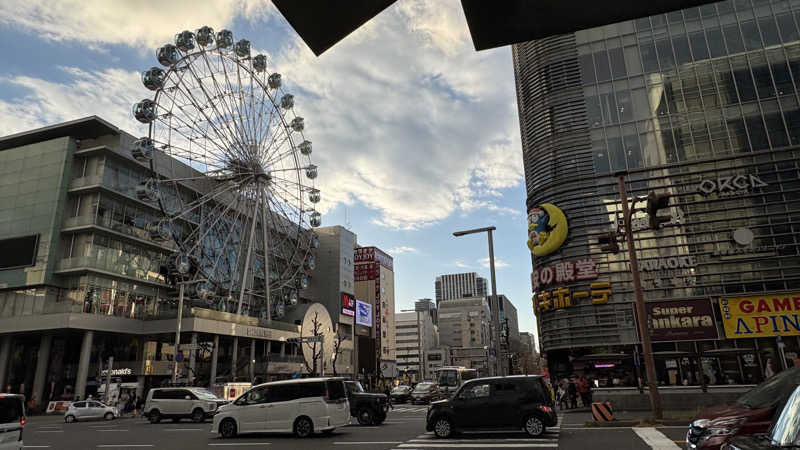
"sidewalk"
560,407,693,427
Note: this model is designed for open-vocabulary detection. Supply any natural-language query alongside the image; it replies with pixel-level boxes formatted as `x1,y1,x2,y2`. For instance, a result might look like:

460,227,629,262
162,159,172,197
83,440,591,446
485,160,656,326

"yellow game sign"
720,294,800,338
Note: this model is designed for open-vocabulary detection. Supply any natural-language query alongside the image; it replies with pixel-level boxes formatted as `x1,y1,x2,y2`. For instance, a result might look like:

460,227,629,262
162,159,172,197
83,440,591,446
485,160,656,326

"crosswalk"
391,406,430,413
386,413,563,449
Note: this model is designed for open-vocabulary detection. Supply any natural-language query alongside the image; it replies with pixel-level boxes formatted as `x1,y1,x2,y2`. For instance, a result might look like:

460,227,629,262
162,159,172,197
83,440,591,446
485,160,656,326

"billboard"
646,299,718,342
341,293,356,316
356,300,373,327
721,294,800,339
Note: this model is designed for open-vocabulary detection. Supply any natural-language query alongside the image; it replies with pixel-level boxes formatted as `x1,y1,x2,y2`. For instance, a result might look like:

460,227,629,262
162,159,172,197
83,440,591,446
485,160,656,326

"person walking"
577,376,590,407
556,382,567,410
567,378,578,409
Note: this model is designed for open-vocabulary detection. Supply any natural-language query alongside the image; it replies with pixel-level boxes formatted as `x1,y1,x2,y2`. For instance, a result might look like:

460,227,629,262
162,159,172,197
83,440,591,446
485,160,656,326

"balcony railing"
56,256,168,285
69,175,104,190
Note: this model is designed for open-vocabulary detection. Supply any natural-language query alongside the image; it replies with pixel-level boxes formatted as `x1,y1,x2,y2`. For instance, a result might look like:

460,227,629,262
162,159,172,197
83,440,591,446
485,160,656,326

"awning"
701,348,754,356
573,353,632,361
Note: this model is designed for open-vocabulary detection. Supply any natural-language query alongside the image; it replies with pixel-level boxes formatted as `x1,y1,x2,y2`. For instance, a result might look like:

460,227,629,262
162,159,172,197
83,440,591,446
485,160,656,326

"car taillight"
20,416,25,426
540,406,552,414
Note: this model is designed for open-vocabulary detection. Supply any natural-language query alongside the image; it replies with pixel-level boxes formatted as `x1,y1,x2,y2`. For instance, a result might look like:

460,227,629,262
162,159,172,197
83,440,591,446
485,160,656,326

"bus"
434,366,479,398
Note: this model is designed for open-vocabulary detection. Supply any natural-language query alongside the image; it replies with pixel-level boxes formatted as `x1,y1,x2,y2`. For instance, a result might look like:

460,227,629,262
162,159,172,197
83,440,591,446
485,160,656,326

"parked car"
390,385,413,404
722,384,800,449
344,380,390,425
426,375,557,439
212,377,350,438
0,394,25,450
411,382,441,404
64,400,119,423
687,367,800,450
144,387,227,424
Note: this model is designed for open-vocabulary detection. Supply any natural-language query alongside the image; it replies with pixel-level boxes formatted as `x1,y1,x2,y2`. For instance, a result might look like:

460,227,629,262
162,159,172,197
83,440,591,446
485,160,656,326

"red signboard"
342,292,356,315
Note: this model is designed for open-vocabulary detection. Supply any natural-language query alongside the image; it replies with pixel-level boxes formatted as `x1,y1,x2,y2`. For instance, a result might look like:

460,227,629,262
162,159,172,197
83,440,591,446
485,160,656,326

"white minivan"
0,394,25,450
211,377,349,438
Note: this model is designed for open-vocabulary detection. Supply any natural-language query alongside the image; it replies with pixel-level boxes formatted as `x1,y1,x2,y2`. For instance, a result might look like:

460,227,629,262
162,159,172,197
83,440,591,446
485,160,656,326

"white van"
211,377,349,438
144,387,227,423
0,394,25,450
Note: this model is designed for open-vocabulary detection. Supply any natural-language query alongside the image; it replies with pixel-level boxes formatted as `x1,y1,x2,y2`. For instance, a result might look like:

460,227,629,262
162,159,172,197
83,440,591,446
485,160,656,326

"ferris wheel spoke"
263,132,295,165
197,51,251,152
185,183,248,256
206,198,249,296
218,55,252,149
180,54,245,158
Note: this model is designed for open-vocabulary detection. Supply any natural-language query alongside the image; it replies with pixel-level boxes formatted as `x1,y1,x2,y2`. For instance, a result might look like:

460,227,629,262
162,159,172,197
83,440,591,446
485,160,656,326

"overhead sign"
721,294,800,338
527,204,568,257
341,292,356,316
646,299,718,342
639,256,696,272
100,368,133,376
697,174,768,197
356,300,373,327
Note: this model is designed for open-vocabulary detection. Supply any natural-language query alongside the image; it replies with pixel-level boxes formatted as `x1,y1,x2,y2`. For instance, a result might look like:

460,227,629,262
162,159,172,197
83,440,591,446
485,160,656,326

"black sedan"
723,385,800,450
410,382,441,404
390,385,413,404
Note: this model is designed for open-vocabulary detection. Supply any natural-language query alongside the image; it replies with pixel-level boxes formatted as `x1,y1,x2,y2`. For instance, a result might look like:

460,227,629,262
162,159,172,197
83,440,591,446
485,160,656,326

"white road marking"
164,428,203,431
334,442,403,445
89,425,119,428
408,439,559,444
208,443,271,446
97,429,128,432
35,430,63,433
97,446,153,448
24,446,51,448
633,427,681,449
396,444,557,448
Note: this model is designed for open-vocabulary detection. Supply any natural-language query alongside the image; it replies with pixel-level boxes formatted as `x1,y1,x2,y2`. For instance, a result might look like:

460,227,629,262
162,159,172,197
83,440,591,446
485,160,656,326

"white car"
212,377,350,438
64,400,119,422
0,394,25,450
145,387,227,424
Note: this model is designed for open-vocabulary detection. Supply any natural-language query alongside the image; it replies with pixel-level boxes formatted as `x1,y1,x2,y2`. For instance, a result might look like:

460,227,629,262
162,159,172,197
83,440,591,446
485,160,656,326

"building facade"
514,0,800,387
354,246,396,380
435,272,487,306
0,117,323,407
395,308,436,382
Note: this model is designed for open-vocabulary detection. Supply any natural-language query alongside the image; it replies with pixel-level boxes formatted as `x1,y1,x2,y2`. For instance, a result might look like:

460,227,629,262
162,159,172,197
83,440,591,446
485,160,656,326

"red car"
686,367,800,450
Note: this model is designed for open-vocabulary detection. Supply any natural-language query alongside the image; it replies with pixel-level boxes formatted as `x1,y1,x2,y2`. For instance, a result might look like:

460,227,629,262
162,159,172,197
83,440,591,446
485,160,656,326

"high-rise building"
394,305,436,382
434,273,487,305
437,297,492,349
514,0,800,386
354,246,395,379
499,295,520,353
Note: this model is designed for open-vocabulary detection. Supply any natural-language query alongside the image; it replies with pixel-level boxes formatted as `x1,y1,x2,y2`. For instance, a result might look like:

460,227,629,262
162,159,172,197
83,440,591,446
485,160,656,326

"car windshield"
392,386,410,393
770,386,800,446
0,397,23,423
190,388,220,400
346,381,365,393
736,368,800,409
414,383,433,392
438,371,458,387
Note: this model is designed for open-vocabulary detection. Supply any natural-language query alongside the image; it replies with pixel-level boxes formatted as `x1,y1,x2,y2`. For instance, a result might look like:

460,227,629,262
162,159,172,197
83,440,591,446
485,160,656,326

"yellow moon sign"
527,203,568,257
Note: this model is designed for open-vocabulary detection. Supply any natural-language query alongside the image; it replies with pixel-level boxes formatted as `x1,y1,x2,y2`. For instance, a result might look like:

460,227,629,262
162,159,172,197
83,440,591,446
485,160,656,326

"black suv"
344,381,390,425
426,375,557,438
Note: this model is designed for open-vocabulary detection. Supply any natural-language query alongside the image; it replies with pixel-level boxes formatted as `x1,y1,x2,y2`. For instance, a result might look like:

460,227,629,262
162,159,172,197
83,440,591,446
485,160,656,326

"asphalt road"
22,406,690,449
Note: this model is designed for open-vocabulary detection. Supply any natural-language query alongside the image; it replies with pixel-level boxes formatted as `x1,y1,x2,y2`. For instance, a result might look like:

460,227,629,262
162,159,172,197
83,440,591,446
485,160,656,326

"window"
609,48,626,78
594,51,611,82
641,42,659,73
733,68,757,101
616,90,633,122
745,116,769,150
579,54,595,84
326,380,346,401
673,35,691,64
752,65,775,98
741,20,762,51
765,113,789,147
777,13,799,43
624,46,642,74
656,39,675,70
0,235,39,269
73,402,87,408
724,24,745,54
459,383,490,400
88,402,101,408
759,17,781,47
241,386,269,405
494,382,517,394
708,28,726,57
689,31,709,61
586,96,602,126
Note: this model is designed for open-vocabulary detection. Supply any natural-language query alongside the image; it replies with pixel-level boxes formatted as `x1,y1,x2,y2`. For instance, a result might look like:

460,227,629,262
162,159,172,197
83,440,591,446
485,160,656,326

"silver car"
64,400,119,423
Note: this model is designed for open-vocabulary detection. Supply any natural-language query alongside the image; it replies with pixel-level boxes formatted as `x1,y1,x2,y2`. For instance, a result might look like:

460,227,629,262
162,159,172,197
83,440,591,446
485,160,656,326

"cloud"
479,257,509,269
452,260,471,269
386,246,418,255
0,1,525,231
0,0,271,51
0,67,149,137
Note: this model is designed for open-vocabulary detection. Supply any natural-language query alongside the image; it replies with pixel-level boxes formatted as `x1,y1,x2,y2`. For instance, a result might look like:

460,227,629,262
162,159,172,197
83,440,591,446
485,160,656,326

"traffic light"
598,231,619,253
646,191,672,230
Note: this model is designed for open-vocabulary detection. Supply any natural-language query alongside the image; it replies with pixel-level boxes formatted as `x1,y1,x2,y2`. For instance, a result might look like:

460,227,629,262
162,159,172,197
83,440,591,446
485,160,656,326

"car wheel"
357,408,374,425
65,415,76,423
219,418,237,439
433,416,453,439
191,408,205,423
293,416,314,438
104,412,114,421
148,410,161,424
524,415,545,437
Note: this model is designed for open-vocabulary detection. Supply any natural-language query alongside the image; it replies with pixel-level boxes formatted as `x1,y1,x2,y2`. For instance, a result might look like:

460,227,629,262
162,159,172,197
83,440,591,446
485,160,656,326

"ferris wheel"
131,27,321,320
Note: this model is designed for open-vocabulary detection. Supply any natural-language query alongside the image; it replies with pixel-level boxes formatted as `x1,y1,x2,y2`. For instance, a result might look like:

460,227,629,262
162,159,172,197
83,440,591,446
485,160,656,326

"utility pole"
616,173,663,419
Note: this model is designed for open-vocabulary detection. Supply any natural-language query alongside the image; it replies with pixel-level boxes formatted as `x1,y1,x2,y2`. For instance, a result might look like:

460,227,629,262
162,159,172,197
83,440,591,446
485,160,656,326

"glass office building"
514,0,800,386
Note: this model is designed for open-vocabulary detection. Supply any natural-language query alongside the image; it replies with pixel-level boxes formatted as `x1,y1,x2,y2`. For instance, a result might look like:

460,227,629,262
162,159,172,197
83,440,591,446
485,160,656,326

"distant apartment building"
434,273,487,306
425,347,450,377
437,297,491,349
354,246,395,379
450,346,491,377
394,300,436,382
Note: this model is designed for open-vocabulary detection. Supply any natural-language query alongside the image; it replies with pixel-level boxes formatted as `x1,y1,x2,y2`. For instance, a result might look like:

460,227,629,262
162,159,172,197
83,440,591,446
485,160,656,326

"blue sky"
0,1,537,344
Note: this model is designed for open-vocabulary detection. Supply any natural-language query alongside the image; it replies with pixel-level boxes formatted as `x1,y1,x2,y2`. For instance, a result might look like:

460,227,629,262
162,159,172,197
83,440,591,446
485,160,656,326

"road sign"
175,351,184,362
287,335,323,344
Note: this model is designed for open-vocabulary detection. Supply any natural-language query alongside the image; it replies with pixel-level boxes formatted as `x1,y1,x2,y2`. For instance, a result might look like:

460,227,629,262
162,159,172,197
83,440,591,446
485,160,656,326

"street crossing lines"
632,427,681,449
392,406,429,413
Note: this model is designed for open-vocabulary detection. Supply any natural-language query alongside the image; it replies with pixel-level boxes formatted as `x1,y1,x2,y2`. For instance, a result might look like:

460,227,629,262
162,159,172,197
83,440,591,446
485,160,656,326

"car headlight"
706,418,746,437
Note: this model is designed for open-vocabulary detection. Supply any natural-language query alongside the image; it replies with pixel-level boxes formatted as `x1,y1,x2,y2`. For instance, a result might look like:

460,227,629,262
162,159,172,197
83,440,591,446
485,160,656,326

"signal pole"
616,173,663,419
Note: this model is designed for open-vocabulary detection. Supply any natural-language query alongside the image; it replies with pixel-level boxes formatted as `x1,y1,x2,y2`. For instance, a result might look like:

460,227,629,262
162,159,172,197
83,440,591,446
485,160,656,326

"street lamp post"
453,226,503,376
171,279,208,384
616,173,663,419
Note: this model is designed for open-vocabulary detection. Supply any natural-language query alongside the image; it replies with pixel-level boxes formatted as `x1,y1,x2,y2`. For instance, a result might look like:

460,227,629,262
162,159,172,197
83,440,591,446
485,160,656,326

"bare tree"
302,312,324,376
330,327,346,377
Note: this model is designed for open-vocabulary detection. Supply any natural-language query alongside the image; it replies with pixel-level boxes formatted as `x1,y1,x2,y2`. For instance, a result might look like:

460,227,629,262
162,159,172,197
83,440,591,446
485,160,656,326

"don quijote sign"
697,174,768,197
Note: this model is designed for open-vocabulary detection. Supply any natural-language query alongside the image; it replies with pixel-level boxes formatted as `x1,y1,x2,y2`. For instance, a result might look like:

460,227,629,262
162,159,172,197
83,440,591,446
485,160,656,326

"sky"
0,0,537,346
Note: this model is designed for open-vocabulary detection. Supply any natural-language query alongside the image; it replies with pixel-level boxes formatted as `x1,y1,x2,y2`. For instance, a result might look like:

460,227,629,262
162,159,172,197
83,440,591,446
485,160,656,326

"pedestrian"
577,376,589,407
567,378,578,409
557,383,567,410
